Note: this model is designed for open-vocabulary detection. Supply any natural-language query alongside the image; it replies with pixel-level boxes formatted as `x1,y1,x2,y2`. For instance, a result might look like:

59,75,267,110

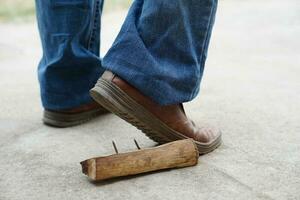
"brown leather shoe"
90,71,222,154
43,101,109,128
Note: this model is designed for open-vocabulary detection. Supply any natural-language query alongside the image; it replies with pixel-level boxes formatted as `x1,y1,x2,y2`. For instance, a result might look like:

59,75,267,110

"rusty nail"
112,140,119,154
134,139,141,150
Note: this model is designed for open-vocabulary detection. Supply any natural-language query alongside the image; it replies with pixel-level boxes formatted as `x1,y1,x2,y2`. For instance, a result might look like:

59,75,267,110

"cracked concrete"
0,0,299,199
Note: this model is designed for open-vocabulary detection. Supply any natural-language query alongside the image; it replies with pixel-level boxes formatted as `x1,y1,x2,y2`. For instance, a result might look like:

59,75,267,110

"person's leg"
35,0,105,110
91,0,221,154
102,0,218,105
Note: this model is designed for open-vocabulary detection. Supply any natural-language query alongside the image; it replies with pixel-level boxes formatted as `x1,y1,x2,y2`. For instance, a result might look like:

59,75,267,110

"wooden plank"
80,139,199,181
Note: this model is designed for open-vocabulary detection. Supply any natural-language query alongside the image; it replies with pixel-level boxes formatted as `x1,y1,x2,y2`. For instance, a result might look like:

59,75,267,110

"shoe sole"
90,78,222,154
43,108,106,128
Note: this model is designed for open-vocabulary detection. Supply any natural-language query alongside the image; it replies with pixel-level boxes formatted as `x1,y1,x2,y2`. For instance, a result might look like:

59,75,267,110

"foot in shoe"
90,71,222,154
43,101,109,128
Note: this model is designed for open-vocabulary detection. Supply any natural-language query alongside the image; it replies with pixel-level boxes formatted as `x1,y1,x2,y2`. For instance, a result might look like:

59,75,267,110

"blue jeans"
35,0,217,110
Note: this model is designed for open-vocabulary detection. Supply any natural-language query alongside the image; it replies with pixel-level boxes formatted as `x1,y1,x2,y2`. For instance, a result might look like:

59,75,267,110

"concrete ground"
0,0,299,199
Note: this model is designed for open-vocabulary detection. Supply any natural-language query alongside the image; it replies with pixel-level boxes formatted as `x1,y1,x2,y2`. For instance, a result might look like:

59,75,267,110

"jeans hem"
41,91,94,111
103,56,195,106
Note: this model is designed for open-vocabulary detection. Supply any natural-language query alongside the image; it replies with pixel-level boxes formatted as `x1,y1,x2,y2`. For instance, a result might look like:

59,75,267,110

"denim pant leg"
35,0,105,110
103,0,218,105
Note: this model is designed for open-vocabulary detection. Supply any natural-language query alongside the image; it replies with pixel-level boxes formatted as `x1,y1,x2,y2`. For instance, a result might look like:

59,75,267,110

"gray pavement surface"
0,0,299,199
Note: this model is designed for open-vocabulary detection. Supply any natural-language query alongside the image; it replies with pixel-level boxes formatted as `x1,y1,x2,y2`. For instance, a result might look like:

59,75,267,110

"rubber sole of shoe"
43,108,107,128
90,78,222,154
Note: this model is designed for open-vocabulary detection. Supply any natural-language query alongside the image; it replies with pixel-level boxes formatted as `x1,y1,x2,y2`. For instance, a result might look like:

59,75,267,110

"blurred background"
0,1,299,200
0,0,132,22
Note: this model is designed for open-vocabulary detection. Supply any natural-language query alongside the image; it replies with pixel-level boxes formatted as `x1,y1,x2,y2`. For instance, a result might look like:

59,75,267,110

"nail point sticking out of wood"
134,139,141,150
112,140,119,154
80,139,199,181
